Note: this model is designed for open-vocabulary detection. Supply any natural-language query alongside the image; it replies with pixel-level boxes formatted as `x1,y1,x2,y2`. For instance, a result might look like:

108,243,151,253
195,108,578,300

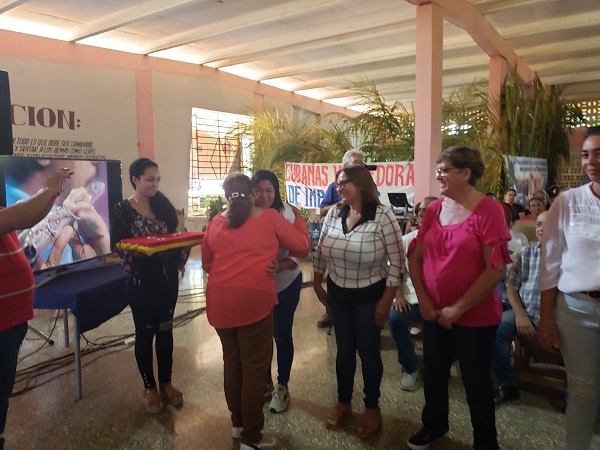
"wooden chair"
514,334,567,394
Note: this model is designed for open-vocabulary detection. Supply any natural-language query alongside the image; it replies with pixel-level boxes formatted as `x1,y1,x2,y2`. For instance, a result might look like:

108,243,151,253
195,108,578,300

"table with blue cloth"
33,261,128,399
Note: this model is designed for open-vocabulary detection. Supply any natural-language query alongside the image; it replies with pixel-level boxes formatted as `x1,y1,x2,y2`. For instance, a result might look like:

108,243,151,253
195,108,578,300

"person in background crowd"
0,167,72,450
111,158,191,414
407,146,510,450
547,185,566,206
492,211,547,405
404,199,434,235
251,170,307,413
202,173,309,450
530,189,550,211
389,196,437,392
313,165,403,440
521,197,546,221
485,192,496,198
503,188,525,221
317,149,365,329
538,126,600,449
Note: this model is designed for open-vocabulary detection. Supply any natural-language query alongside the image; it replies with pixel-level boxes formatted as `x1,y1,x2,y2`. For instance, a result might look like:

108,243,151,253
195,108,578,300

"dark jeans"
388,304,422,374
491,309,519,387
272,273,302,386
328,280,384,409
422,321,499,450
126,266,179,389
0,321,27,442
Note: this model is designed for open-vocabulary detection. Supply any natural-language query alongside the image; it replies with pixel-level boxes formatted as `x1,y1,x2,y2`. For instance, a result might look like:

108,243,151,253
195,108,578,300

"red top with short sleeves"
416,196,511,327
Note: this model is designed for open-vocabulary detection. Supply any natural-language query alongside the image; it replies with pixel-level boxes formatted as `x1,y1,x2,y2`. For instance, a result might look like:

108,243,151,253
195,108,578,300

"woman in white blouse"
539,126,600,449
313,165,403,440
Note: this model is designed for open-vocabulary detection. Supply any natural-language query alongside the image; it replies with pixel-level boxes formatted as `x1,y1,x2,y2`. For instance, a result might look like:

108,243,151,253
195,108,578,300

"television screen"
0,156,123,273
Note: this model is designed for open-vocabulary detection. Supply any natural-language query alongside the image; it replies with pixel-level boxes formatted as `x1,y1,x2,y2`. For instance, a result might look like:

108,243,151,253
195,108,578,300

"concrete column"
488,55,507,132
414,2,443,201
135,70,155,159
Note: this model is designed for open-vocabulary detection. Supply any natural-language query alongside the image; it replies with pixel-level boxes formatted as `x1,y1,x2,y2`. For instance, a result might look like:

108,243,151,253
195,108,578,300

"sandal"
159,382,183,407
143,387,165,414
356,407,382,440
325,402,352,430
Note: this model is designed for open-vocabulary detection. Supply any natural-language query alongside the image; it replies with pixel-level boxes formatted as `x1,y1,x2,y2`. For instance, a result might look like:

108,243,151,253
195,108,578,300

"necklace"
133,196,152,215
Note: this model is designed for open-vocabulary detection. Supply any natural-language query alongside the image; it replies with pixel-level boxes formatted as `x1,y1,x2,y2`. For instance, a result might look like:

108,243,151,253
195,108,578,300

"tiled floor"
4,249,599,449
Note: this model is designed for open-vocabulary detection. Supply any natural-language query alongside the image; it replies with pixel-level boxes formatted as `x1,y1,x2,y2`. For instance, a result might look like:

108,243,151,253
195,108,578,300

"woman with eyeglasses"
251,170,307,414
201,172,309,450
406,146,511,450
313,165,403,440
538,126,600,449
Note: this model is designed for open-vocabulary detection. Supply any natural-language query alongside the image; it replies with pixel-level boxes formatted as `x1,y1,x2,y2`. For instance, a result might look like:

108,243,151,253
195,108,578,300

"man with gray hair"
316,149,365,329
318,149,365,218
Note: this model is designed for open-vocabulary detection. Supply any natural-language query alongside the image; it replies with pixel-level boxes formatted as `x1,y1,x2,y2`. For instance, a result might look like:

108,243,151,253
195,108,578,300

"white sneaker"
401,370,420,391
269,384,289,413
232,426,242,439
240,435,276,449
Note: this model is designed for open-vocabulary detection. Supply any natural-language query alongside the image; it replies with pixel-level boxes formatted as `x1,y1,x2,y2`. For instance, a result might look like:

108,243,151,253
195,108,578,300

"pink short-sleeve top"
416,196,511,327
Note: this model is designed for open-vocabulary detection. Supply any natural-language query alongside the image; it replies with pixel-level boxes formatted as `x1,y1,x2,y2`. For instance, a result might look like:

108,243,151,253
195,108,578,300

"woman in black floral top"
111,158,190,414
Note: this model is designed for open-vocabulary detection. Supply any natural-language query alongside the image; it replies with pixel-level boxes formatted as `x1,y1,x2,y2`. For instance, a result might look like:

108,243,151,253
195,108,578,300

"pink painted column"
488,55,507,132
135,70,155,160
254,92,265,115
414,3,443,201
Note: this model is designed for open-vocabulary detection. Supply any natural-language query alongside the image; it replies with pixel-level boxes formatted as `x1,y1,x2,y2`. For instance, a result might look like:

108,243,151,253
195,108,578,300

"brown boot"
356,407,382,440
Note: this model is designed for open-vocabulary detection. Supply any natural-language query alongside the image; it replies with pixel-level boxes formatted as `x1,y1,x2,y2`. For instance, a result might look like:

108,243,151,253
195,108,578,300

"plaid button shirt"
506,242,541,325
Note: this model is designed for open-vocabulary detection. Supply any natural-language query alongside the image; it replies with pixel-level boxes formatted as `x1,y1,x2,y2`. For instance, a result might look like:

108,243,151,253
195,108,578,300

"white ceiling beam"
540,70,600,86
533,55,600,75
204,13,415,68
502,10,600,40
69,0,203,42
406,0,535,84
142,0,349,55
258,8,598,82
473,0,559,15
291,34,600,92
0,0,29,15
292,53,490,92
257,33,472,81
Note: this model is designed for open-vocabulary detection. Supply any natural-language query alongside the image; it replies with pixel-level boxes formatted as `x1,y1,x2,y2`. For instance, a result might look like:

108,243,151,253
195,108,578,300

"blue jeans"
273,273,302,386
0,321,27,440
388,304,422,374
421,321,498,450
491,309,519,387
556,292,600,450
329,296,383,409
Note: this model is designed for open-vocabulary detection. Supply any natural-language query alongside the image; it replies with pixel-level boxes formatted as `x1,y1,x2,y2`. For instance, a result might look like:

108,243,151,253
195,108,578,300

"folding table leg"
63,308,69,347
74,315,82,400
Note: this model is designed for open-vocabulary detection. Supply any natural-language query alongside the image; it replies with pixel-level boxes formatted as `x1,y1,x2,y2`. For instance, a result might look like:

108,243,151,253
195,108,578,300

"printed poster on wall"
504,155,548,205
284,162,415,209
0,58,138,161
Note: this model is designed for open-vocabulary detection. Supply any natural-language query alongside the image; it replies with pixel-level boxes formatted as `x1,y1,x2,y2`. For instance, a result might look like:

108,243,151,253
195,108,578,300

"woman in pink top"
201,172,309,450
407,147,511,450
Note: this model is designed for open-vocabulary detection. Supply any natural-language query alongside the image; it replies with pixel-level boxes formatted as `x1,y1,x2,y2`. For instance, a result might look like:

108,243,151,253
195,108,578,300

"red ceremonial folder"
116,231,204,256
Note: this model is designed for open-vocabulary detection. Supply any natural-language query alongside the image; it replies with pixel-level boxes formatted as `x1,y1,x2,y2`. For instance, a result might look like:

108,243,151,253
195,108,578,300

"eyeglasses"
336,179,353,189
434,167,460,178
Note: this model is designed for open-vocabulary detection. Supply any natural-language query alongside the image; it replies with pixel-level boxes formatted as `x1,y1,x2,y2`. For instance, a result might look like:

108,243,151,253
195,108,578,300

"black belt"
582,291,600,299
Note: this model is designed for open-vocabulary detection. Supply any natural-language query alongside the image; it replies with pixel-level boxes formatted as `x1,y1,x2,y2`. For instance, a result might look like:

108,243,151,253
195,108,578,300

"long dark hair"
222,172,254,229
129,158,178,233
251,169,284,212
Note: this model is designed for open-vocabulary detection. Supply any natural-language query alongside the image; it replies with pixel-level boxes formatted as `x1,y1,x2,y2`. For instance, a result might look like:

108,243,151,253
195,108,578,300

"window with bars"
188,108,251,216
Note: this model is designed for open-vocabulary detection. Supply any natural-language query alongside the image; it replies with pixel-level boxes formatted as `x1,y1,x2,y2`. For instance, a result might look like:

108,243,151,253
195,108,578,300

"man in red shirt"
0,168,71,450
